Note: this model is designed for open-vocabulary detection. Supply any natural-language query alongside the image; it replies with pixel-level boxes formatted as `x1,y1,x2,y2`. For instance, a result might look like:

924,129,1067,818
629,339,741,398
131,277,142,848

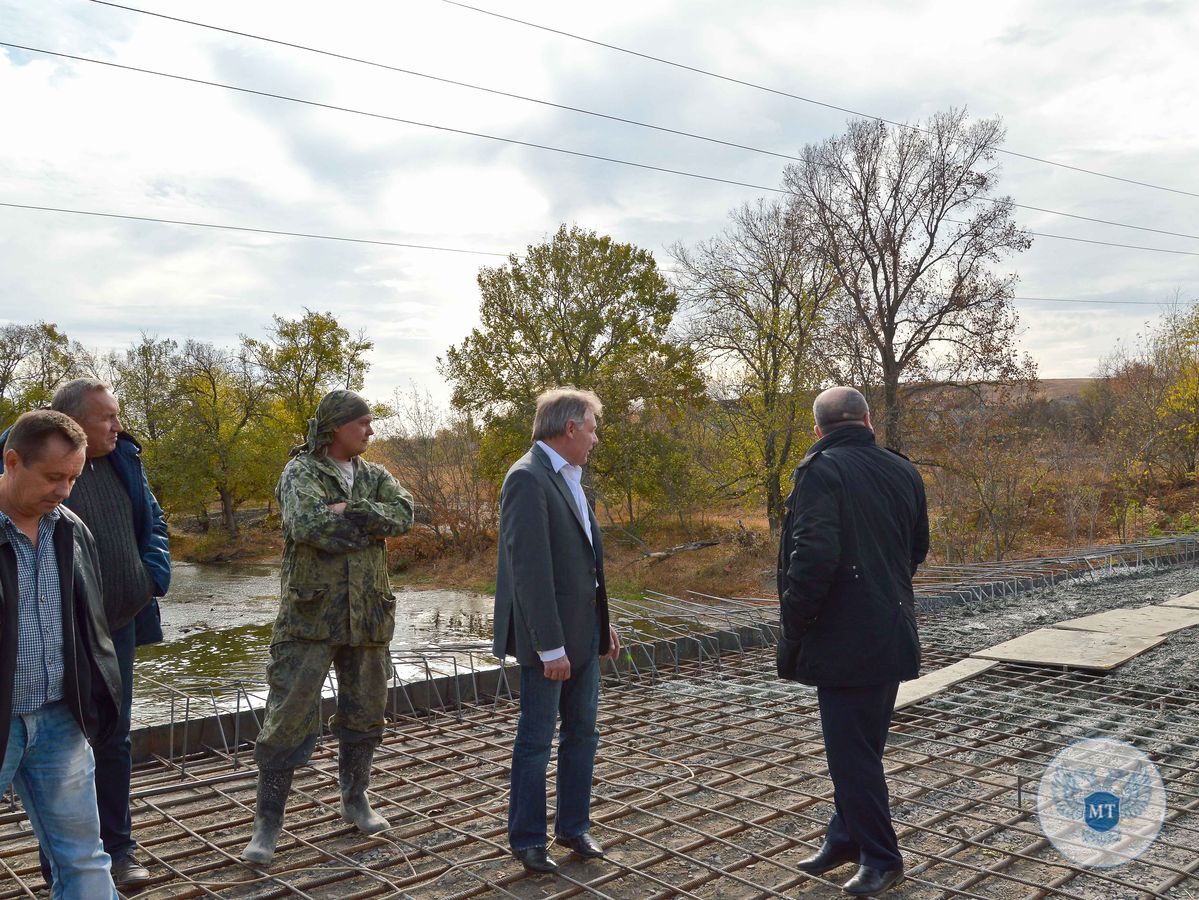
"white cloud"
0,0,1196,408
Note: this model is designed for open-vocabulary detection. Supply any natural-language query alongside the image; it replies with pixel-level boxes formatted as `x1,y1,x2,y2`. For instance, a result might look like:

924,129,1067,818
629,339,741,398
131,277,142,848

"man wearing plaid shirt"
0,410,122,899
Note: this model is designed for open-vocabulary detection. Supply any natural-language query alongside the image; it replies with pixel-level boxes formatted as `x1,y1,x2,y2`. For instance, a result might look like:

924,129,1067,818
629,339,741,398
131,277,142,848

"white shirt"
534,440,593,662
333,458,355,492
536,440,593,546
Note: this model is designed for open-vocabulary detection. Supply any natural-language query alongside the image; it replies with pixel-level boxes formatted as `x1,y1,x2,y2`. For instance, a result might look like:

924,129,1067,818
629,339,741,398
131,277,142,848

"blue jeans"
508,620,601,850
41,620,136,886
0,701,117,900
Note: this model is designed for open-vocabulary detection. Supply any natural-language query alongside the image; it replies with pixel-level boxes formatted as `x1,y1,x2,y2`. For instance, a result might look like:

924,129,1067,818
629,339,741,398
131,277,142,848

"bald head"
813,386,870,433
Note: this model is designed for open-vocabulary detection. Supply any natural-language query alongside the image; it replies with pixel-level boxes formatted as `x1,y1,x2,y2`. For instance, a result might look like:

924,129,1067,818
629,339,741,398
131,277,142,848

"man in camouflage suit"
242,390,413,866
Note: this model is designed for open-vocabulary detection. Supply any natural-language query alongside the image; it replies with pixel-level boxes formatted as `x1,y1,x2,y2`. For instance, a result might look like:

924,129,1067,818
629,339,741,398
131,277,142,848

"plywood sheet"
896,658,998,710
971,628,1166,671
1162,590,1199,609
1054,605,1199,638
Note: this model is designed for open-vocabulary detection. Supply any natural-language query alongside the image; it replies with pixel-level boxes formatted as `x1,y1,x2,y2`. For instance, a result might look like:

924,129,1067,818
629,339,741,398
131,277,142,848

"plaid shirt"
0,508,65,714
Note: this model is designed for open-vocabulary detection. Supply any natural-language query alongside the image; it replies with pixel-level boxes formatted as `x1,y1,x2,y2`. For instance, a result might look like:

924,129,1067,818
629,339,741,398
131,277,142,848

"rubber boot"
241,767,295,865
339,741,389,834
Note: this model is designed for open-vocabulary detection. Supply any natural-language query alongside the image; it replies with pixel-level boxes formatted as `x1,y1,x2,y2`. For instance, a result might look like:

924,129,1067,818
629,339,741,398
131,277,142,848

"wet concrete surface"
921,561,1199,686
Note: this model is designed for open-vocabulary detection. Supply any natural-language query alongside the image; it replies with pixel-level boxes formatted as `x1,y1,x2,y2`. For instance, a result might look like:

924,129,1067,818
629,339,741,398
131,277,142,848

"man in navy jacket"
777,386,928,898
3,378,172,889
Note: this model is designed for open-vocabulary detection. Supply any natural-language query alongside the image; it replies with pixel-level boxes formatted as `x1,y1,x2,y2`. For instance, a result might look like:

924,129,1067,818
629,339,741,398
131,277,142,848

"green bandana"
290,389,371,457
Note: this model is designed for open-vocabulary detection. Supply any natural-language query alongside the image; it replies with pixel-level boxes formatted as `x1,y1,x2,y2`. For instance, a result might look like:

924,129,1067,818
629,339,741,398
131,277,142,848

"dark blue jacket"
0,429,170,645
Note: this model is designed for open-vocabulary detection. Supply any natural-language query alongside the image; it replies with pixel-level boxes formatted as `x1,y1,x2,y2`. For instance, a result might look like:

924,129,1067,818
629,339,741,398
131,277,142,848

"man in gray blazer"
493,387,620,875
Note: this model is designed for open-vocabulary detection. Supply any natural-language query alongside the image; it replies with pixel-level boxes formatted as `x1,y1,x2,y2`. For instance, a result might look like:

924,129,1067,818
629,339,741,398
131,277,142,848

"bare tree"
785,108,1032,452
671,199,837,530
923,383,1047,561
377,387,497,559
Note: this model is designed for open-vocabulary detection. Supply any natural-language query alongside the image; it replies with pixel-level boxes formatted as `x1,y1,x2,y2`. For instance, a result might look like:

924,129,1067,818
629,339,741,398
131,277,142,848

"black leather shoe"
111,852,153,887
557,832,604,858
797,842,858,875
843,863,904,896
512,846,559,874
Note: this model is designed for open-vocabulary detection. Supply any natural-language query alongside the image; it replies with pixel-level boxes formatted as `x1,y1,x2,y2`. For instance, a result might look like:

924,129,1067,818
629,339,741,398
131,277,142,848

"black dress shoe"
512,846,559,874
797,842,858,875
557,832,605,858
843,863,904,896
111,852,153,888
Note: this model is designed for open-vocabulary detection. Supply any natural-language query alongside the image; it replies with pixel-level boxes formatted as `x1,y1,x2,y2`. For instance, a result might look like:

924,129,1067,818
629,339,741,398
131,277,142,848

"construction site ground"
2,563,1199,898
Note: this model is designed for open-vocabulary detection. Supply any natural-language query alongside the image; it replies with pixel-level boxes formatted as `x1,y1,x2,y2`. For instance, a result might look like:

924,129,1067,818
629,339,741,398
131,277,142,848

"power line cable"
1011,296,1193,307
0,201,509,255
89,0,801,164
86,3,1199,243
441,0,1199,201
0,42,783,196
990,228,1199,258
1,202,1193,306
8,42,1199,250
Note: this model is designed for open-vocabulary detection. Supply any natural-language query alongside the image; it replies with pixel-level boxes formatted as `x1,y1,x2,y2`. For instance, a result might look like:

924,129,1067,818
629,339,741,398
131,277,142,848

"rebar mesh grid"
2,637,1197,898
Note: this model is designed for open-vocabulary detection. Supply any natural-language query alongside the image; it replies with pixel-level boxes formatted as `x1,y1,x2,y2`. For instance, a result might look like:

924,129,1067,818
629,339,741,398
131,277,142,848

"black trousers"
816,682,902,870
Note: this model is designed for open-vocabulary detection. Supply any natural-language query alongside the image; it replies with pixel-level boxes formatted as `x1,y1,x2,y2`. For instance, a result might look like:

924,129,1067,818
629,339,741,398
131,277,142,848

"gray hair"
813,386,870,430
531,387,602,442
51,378,111,419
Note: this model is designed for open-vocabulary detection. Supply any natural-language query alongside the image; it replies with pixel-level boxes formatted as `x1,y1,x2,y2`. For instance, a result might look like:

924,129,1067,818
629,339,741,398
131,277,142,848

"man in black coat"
777,386,928,898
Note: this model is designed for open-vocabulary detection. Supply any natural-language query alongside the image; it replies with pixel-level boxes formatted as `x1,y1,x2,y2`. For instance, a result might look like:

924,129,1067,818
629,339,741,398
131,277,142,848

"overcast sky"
2,0,1197,405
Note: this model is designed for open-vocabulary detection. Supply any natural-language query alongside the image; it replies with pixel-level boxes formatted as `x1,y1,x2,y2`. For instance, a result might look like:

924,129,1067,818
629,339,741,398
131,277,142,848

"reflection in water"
137,623,274,684
133,563,498,724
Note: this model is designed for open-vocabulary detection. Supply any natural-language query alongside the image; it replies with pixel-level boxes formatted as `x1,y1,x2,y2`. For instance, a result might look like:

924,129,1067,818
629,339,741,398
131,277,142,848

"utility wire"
89,0,801,163
0,42,781,196
86,2,1199,243
1012,296,1192,307
0,201,508,255
441,0,1199,201
8,42,1199,250
1,202,1193,307
990,228,1199,258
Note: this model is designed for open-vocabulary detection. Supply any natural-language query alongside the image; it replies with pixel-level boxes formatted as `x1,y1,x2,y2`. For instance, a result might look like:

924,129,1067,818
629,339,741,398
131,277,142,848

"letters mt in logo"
1084,791,1120,833
1038,737,1166,868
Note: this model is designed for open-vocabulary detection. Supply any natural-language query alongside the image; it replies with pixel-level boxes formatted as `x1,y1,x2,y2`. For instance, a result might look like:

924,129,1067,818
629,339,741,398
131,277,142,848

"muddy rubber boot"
339,741,389,834
241,767,295,865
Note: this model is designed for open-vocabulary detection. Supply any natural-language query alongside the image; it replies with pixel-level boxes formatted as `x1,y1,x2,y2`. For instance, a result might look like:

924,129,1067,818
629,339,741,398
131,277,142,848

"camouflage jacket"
273,452,414,646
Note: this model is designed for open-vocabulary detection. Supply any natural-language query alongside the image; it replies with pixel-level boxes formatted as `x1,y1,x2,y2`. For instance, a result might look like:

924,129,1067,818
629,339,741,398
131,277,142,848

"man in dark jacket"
0,410,122,898
777,386,928,898
1,378,173,888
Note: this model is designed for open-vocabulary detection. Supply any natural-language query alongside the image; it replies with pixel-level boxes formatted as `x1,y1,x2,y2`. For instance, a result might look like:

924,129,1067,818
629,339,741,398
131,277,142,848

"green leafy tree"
243,309,373,439
110,334,181,444
0,322,84,421
440,224,705,526
164,340,278,537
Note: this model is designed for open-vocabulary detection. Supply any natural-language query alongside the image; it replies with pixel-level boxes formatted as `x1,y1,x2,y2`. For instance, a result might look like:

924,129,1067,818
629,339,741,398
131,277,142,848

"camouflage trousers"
253,641,392,770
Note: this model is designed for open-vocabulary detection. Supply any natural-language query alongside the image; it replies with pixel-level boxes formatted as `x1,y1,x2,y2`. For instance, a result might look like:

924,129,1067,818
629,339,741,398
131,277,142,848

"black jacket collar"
807,424,876,456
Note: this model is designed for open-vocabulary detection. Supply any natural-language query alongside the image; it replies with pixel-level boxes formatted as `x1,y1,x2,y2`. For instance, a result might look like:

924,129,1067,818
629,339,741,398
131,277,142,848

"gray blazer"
492,444,610,667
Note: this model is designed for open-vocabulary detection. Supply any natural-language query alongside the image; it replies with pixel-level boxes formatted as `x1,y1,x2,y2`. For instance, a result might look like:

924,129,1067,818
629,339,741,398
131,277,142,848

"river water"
131,562,496,724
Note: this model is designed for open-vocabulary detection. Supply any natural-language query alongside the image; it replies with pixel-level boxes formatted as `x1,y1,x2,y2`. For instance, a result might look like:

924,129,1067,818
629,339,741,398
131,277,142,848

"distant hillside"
1036,378,1095,402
